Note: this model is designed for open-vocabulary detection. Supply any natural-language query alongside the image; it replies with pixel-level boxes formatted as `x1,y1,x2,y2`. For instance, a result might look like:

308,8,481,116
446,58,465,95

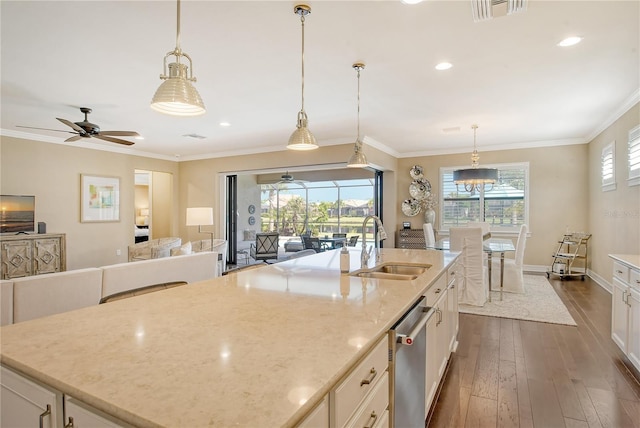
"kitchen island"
0,247,458,427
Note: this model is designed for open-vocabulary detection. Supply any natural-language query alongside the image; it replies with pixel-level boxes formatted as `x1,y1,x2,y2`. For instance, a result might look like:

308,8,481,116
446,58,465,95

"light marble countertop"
609,254,640,271
0,247,458,427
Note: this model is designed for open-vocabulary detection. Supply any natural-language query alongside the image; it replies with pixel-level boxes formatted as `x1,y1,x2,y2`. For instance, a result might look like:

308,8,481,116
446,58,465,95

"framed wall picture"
80,174,120,222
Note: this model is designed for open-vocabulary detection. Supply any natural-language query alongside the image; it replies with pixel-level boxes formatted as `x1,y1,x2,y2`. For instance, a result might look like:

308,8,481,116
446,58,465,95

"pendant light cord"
357,67,361,141
300,13,306,113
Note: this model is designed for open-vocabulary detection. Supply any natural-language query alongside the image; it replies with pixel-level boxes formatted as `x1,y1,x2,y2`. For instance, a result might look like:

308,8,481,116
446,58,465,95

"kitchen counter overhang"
0,247,458,427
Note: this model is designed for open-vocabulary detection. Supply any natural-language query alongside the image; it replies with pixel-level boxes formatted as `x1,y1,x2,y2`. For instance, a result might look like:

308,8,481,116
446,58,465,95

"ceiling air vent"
471,0,527,22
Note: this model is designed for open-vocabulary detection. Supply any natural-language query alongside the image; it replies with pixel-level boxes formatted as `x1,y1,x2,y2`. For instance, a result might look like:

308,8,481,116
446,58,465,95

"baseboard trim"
523,264,612,294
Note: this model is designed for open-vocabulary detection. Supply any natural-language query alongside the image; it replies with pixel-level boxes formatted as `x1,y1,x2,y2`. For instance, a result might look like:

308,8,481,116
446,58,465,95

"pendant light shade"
453,125,498,192
288,4,318,151
347,63,369,168
151,0,205,117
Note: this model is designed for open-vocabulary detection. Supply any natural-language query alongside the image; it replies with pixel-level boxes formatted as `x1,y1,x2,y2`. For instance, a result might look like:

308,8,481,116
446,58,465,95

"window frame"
628,125,640,186
601,141,616,192
439,162,529,234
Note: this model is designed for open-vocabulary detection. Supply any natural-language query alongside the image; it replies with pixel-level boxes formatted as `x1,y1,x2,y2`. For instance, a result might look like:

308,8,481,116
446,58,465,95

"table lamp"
186,207,214,250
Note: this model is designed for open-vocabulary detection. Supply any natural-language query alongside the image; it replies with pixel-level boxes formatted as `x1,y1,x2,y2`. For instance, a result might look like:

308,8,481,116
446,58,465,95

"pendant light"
347,63,369,168
453,125,498,192
287,4,318,150
151,0,205,116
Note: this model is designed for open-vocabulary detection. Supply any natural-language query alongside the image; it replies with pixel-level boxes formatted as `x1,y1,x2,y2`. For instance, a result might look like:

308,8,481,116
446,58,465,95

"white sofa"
128,237,182,261
1,252,219,325
101,252,217,299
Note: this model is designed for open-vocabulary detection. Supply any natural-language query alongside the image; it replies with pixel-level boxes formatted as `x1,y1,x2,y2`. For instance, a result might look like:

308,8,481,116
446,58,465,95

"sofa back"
1,280,14,326
101,252,217,299
12,268,103,323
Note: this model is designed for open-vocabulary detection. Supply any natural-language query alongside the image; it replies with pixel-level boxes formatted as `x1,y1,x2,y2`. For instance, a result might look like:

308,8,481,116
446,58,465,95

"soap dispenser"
340,246,350,273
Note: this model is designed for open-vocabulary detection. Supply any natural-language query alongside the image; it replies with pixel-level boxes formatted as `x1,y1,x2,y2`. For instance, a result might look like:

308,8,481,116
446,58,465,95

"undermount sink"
349,262,430,281
352,271,419,281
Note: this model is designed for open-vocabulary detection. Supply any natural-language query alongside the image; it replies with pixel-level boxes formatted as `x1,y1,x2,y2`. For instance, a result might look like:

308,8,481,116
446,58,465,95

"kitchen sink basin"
373,263,428,276
349,262,430,281
352,271,419,281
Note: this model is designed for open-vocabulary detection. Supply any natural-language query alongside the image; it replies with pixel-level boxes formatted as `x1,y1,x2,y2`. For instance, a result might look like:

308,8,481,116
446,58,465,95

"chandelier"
453,125,498,192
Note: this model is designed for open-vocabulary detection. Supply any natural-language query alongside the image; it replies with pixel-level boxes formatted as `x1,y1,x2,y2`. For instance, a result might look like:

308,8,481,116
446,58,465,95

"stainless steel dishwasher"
389,295,435,427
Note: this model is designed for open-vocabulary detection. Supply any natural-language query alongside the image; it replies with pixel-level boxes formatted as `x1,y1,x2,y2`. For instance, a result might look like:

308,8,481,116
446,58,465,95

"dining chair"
250,232,279,261
423,223,436,248
467,221,491,239
450,227,487,306
490,224,528,293
347,235,359,247
302,236,324,253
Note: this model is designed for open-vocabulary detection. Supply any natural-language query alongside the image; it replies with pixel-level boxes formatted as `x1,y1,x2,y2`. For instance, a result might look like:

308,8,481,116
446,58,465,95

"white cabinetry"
298,396,329,428
610,256,640,374
1,366,60,428
1,366,126,428
331,335,389,428
423,264,459,415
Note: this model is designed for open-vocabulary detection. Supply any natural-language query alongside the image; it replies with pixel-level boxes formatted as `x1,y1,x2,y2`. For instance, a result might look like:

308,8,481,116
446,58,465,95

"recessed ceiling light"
435,62,453,71
219,121,231,127
401,0,424,4
135,135,144,140
558,36,583,47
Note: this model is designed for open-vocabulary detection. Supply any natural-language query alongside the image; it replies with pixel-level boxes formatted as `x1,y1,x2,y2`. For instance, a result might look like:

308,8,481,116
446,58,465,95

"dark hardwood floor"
429,275,640,428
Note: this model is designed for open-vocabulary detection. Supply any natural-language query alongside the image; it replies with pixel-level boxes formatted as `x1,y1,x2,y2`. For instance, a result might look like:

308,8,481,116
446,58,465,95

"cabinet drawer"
344,372,389,428
630,269,640,290
614,262,630,283
333,336,388,428
424,274,447,306
447,263,459,286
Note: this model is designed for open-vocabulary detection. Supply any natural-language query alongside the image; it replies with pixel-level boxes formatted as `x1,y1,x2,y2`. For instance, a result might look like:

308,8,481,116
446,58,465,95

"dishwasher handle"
397,306,435,345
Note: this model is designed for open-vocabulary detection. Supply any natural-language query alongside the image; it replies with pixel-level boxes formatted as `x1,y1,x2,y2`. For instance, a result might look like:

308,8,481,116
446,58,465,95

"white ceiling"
1,0,638,162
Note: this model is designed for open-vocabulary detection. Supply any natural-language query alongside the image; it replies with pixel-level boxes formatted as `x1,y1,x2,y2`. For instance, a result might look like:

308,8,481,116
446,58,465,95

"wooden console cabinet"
0,233,66,279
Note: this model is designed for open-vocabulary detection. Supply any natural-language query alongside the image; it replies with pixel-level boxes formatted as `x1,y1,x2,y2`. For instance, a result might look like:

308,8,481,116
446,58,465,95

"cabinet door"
425,289,448,413
64,396,124,427
447,266,459,352
298,395,328,428
33,237,62,275
1,366,60,428
1,240,33,279
628,287,640,372
612,278,629,352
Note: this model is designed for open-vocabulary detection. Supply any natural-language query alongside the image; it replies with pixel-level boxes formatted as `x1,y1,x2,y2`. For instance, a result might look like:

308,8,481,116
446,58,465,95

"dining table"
427,237,516,301
319,236,347,250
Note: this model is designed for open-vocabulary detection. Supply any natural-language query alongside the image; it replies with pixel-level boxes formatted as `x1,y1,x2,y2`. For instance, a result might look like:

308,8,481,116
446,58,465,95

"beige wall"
2,103,637,284
588,103,640,283
0,136,179,270
396,144,590,268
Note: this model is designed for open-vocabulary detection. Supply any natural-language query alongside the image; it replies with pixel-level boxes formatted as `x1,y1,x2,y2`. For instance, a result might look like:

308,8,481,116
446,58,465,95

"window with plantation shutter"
628,125,640,186
601,142,616,192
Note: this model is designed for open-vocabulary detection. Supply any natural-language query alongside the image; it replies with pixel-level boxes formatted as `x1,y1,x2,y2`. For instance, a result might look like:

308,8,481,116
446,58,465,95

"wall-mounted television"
0,195,36,234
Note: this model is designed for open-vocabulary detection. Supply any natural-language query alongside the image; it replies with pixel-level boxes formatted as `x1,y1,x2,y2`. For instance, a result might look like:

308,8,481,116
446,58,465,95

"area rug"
459,274,577,326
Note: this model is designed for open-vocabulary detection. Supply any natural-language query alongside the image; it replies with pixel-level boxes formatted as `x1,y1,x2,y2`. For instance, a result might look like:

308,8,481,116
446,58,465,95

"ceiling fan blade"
56,117,85,133
93,135,135,146
15,125,75,134
99,131,140,137
65,135,83,143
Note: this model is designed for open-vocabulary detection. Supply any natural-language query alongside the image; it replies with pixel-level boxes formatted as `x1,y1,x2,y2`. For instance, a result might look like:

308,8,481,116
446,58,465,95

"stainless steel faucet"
361,215,387,268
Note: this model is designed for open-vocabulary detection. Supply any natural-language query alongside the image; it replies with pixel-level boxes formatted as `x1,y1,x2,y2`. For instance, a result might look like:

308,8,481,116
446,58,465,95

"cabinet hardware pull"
360,368,377,386
434,288,441,294
39,404,51,428
64,416,74,428
363,410,378,428
617,270,624,274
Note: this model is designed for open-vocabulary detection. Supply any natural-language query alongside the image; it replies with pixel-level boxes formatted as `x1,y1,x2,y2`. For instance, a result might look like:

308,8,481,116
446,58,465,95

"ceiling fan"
17,107,140,146
276,171,308,185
